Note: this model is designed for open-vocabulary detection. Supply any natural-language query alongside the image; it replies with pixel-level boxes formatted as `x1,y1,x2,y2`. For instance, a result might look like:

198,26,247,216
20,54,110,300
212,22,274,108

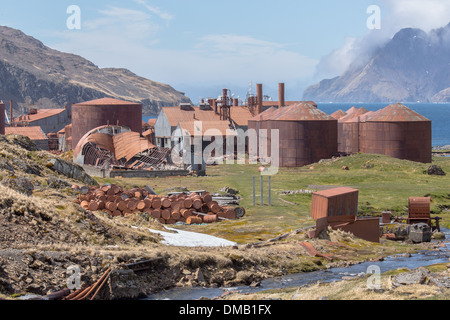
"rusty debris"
63,268,112,301
73,184,245,225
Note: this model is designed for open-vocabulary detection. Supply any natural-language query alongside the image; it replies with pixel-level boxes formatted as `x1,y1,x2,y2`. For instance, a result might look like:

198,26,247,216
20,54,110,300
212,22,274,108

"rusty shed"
309,187,380,243
261,102,337,167
311,187,359,220
71,98,143,150
0,101,5,135
359,103,432,163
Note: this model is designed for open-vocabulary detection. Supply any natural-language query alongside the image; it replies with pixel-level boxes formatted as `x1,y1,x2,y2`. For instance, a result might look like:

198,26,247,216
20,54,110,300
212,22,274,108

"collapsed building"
73,125,171,172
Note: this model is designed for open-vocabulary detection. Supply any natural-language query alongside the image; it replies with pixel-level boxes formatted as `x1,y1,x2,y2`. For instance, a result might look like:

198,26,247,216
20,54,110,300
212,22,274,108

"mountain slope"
0,26,191,116
303,23,450,103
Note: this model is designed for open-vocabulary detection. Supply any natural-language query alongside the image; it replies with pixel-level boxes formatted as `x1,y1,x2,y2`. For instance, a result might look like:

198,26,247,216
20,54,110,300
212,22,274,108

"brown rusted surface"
408,197,431,225
330,109,346,120
112,131,155,162
311,187,359,220
299,242,334,261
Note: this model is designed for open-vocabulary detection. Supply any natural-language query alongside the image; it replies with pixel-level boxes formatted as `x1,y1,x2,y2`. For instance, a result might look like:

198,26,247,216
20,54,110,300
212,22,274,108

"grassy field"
96,154,450,244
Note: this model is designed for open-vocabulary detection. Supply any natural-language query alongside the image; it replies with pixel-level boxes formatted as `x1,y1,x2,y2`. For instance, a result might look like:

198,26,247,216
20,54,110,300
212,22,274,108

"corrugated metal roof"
229,106,254,126
113,131,156,162
15,109,66,123
249,107,278,122
5,126,48,140
346,111,376,123
330,109,347,120
313,187,359,198
73,98,141,106
268,102,335,121
365,103,430,122
162,107,221,127
339,107,369,123
178,121,236,137
85,133,115,154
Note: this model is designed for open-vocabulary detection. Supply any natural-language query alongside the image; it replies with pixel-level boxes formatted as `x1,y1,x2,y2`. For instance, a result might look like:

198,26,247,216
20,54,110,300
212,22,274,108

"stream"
145,228,450,300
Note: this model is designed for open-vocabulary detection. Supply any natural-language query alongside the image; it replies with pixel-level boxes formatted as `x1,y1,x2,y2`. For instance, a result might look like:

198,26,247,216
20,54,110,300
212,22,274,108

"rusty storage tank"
0,101,5,135
248,107,279,159
337,107,369,154
264,102,337,167
359,103,432,163
71,98,143,150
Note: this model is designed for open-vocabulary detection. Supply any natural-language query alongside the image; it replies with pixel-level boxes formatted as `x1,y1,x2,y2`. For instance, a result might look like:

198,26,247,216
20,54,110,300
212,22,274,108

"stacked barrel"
73,184,244,225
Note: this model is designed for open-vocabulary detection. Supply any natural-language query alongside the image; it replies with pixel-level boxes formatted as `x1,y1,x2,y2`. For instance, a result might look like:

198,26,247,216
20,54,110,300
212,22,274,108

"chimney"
10,100,13,127
233,98,239,106
278,83,285,109
256,84,263,115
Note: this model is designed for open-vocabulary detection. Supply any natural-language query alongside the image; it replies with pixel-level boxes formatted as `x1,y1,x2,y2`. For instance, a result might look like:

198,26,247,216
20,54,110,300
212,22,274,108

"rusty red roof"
365,103,430,122
178,121,236,137
113,132,155,162
268,102,335,121
14,109,66,123
73,98,141,106
330,109,347,120
339,107,369,123
249,107,278,122
5,126,48,140
313,187,359,198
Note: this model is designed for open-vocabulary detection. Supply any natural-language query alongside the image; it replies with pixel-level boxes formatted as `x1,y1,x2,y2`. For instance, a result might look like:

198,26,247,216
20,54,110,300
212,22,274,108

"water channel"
145,229,450,300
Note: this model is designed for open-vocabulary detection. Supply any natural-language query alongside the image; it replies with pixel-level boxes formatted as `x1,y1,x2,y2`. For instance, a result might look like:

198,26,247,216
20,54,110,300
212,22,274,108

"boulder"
47,158,98,186
427,165,446,176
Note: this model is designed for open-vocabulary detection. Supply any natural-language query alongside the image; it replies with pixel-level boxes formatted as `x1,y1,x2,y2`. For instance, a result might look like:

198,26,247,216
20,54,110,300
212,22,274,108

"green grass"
96,154,450,244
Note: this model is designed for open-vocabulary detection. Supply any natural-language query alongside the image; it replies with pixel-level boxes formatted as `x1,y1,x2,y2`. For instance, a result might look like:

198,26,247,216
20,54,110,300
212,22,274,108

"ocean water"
143,103,450,147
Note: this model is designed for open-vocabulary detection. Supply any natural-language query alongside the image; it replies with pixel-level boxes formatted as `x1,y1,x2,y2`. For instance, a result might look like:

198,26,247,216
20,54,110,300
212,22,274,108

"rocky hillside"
304,23,450,103
0,26,191,116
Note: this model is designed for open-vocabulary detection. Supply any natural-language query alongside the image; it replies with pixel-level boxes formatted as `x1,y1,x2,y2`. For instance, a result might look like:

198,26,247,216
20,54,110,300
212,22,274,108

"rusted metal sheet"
330,109,346,120
113,131,155,162
311,187,359,220
72,98,143,150
299,242,334,261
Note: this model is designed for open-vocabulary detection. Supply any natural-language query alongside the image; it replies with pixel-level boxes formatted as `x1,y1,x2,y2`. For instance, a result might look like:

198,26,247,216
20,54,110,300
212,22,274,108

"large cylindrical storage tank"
248,107,278,159
359,103,431,163
71,98,142,150
266,102,337,168
0,101,5,135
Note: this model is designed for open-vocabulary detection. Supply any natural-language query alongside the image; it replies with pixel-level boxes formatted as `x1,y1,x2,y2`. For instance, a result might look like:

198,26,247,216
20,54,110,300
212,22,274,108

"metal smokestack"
279,83,285,109
257,84,263,115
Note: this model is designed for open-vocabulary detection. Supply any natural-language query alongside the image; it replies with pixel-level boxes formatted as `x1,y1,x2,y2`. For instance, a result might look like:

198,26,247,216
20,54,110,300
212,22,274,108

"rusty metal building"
5,126,49,150
359,103,432,163
13,107,71,135
71,98,143,150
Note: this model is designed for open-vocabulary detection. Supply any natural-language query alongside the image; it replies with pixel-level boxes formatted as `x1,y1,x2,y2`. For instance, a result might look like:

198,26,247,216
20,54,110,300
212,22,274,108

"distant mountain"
0,26,191,116
303,23,450,103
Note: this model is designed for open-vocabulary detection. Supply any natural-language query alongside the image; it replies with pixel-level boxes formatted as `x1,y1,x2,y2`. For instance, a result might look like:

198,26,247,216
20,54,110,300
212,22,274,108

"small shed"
311,187,359,220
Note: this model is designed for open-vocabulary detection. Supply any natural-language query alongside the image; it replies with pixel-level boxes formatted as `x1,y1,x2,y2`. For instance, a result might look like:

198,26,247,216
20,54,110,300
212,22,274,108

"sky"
0,0,449,103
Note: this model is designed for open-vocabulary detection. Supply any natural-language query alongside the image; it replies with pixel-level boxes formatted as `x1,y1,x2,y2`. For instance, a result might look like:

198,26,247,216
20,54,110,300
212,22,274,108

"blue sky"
1,0,449,103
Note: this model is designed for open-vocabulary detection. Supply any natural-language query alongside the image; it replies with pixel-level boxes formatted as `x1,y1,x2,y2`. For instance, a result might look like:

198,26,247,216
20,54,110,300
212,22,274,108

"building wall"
30,109,71,135
154,111,174,148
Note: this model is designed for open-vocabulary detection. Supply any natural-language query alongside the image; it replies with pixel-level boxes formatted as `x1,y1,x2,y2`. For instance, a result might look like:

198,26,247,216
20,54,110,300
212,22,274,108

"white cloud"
311,0,450,81
381,0,450,32
134,0,174,22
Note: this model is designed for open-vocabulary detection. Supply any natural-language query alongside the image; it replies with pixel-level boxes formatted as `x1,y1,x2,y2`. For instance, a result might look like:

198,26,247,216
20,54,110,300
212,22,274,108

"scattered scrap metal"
73,184,246,225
